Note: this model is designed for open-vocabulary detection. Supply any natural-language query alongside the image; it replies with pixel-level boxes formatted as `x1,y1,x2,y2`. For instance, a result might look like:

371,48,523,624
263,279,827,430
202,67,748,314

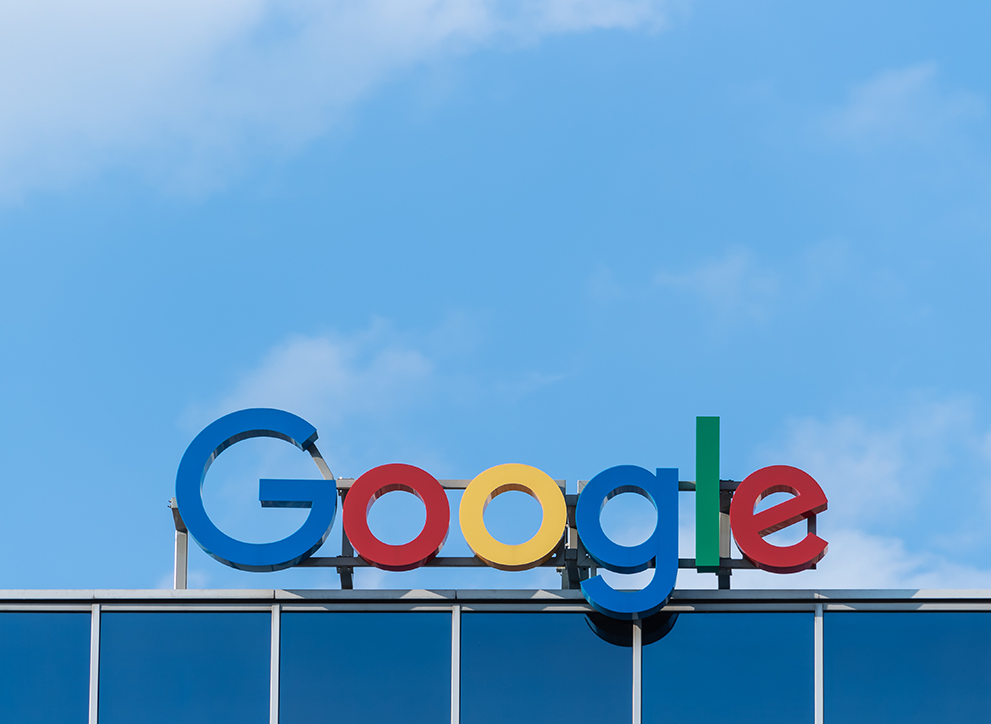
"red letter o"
343,463,450,571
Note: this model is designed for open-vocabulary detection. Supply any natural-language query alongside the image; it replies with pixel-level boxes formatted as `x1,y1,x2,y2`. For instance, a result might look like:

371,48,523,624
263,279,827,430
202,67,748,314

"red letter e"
729,465,827,574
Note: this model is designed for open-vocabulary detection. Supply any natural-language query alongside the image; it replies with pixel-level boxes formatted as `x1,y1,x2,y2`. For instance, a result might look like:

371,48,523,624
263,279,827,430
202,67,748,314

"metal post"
88,603,101,724
632,619,642,724
270,604,281,724
174,531,188,590
562,492,580,589
717,569,732,590
576,480,597,579
717,484,733,589
451,605,461,724
815,603,824,724
338,486,354,590
169,498,188,590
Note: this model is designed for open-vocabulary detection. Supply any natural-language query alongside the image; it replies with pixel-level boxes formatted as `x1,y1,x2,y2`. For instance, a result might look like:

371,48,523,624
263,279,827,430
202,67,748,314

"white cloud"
821,63,985,148
494,370,567,403
206,320,434,425
193,315,561,426
0,0,676,197
592,241,859,327
653,248,779,320
762,399,988,528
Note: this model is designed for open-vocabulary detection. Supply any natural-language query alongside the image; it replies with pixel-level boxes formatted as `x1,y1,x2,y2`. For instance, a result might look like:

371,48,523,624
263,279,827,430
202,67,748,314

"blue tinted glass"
825,612,991,723
643,613,813,724
0,613,91,724
280,612,450,724
99,612,269,724
462,613,632,724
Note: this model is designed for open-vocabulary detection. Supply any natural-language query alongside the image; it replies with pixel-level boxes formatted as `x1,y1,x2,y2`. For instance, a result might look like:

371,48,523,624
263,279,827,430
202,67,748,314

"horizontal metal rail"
298,555,757,569
333,478,739,491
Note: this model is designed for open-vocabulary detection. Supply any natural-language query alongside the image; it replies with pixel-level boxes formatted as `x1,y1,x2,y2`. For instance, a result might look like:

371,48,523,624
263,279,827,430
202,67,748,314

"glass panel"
0,612,91,723
825,612,991,723
280,612,450,724
462,613,632,724
99,612,269,724
643,613,814,724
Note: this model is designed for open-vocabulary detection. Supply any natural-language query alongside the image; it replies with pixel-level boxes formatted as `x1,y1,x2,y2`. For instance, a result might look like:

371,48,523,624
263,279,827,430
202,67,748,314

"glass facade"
462,613,632,724
0,612,90,723
643,613,814,724
280,612,450,724
1,595,989,723
825,612,991,723
99,612,270,724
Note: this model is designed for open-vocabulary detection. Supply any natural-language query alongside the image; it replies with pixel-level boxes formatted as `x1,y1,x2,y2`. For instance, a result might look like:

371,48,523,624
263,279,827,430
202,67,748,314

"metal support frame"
302,478,761,586
168,477,780,590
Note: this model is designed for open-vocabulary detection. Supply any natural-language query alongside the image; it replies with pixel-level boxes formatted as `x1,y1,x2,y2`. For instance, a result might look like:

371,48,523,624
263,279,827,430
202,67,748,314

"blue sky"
1,1,990,592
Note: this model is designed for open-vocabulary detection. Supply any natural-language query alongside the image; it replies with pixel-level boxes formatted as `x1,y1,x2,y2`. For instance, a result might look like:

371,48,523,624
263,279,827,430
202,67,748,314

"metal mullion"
451,605,461,724
271,604,281,724
89,603,101,724
632,619,642,724
814,603,823,724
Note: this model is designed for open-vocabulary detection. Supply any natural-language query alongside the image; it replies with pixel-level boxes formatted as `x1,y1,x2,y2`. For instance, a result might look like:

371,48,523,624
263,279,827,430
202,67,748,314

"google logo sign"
176,409,828,620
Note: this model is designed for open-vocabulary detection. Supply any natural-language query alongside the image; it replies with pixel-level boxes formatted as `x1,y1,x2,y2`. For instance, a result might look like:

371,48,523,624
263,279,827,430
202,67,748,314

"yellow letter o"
459,463,567,571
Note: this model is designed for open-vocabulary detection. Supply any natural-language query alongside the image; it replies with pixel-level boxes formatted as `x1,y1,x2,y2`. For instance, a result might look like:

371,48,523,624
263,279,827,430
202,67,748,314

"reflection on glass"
0,613,91,723
825,612,991,723
99,613,269,724
586,611,679,647
643,613,813,724
280,612,450,724
462,613,632,724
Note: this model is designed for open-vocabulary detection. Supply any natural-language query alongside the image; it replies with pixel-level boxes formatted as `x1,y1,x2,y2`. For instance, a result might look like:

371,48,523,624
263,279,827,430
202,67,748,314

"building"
2,587,989,723
6,411,987,722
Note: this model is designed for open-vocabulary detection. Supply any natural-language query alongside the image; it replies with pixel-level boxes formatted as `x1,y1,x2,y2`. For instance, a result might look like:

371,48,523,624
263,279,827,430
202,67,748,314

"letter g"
175,408,338,572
